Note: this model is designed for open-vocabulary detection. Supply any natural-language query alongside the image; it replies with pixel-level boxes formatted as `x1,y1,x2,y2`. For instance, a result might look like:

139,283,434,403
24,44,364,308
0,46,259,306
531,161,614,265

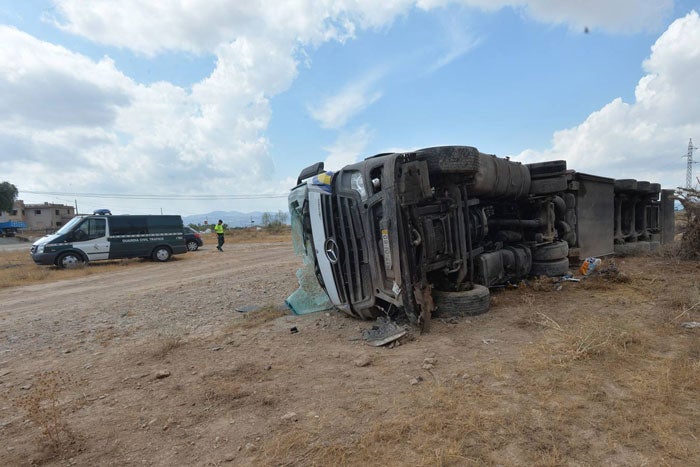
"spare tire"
530,257,570,277
533,241,569,261
433,285,490,317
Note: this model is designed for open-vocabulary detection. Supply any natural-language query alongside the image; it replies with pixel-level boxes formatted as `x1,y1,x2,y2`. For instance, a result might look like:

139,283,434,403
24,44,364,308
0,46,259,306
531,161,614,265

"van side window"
74,218,106,241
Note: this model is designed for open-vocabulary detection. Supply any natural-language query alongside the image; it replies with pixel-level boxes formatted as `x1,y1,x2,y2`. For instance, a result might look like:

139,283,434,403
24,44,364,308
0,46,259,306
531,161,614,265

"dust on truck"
288,146,674,327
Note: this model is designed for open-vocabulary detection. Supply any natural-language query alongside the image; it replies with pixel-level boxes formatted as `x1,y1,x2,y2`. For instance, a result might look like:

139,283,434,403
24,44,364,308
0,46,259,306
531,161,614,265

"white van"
30,214,188,268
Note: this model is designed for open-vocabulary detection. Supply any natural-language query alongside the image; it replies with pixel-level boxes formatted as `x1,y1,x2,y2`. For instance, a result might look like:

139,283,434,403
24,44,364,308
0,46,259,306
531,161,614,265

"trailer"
287,146,674,327
0,220,26,237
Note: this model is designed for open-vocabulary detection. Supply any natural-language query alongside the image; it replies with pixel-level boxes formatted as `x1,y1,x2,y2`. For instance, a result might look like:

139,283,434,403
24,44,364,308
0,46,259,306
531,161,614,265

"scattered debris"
155,370,171,379
362,317,408,347
409,376,424,386
579,257,602,276
290,326,299,334
481,338,497,344
280,412,298,422
353,354,372,367
681,322,700,329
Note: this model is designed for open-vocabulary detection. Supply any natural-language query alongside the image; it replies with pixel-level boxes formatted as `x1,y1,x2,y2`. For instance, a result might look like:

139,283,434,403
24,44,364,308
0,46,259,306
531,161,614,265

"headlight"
37,244,45,253
350,172,367,200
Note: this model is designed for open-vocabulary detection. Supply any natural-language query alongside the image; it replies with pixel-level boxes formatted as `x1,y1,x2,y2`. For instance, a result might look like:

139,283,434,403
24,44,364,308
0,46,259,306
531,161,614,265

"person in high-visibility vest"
214,219,225,251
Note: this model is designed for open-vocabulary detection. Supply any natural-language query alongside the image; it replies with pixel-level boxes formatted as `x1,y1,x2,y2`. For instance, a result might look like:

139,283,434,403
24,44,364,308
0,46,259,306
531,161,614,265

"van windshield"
55,216,85,235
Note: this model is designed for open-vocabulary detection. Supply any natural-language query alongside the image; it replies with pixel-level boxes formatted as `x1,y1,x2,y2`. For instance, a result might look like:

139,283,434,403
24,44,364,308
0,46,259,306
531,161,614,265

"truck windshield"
55,216,85,235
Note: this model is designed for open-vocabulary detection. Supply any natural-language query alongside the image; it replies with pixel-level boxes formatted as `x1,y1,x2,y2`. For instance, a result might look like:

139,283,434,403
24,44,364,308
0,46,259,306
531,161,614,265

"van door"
71,218,109,261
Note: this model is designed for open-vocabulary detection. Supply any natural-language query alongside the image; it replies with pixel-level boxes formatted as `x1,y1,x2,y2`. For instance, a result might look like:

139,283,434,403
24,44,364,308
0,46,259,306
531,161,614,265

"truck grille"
321,194,371,306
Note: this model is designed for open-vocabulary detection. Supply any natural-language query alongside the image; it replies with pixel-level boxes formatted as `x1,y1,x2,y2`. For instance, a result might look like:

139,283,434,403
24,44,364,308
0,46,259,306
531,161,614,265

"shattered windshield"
286,184,334,315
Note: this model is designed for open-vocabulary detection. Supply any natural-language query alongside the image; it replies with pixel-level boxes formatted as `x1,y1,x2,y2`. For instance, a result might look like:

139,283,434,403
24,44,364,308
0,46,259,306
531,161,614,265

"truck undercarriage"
288,146,674,328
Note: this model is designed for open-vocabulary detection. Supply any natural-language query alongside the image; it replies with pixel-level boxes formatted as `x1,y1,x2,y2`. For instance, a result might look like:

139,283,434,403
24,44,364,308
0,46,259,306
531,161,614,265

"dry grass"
150,334,185,359
226,305,287,330
257,320,699,466
0,229,291,289
11,371,78,459
254,257,700,466
0,249,189,289
201,227,291,245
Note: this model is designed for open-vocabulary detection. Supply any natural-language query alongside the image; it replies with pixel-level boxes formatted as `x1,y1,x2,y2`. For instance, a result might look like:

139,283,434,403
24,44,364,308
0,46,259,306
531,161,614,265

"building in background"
0,199,25,223
0,200,75,231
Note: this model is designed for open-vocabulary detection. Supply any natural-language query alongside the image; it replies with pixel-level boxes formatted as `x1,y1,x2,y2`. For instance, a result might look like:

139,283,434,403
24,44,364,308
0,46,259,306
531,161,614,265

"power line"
19,190,289,200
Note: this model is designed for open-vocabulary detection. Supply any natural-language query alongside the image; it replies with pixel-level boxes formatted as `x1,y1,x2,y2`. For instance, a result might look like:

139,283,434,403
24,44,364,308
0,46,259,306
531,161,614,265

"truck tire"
530,257,569,277
530,175,567,195
416,146,480,174
527,160,567,178
433,285,490,317
532,241,569,261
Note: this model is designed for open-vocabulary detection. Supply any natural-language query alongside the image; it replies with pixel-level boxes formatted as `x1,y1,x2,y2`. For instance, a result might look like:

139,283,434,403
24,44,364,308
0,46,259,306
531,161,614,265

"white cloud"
309,70,384,129
417,0,674,33
0,1,687,215
322,126,374,171
426,14,480,72
515,11,700,190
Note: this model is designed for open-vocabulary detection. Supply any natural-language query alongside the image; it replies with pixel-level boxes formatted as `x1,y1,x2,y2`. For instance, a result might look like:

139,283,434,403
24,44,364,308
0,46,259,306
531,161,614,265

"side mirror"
297,162,324,185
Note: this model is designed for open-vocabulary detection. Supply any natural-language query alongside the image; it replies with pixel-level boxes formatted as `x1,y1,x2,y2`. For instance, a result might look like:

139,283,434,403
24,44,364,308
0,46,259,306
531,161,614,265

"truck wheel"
530,257,569,277
532,241,569,261
57,252,84,269
152,246,172,262
433,285,490,317
530,175,567,195
415,146,480,173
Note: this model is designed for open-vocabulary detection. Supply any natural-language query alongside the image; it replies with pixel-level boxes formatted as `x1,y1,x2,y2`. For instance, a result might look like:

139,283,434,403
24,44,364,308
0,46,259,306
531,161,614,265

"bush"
675,188,700,259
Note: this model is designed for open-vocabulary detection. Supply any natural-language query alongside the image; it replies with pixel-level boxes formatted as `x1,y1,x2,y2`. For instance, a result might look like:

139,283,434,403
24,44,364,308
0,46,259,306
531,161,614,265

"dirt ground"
0,239,699,466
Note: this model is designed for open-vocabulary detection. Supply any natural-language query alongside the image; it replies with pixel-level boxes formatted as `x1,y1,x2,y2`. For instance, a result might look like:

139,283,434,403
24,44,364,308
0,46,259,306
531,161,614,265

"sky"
0,0,699,216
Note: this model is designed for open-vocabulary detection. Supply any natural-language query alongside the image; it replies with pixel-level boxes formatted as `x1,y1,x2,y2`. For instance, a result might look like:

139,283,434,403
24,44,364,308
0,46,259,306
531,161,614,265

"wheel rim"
155,248,170,261
187,241,198,251
61,254,80,268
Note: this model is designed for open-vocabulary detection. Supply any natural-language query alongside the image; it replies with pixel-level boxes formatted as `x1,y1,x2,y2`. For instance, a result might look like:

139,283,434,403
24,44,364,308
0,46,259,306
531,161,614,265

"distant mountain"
183,211,267,228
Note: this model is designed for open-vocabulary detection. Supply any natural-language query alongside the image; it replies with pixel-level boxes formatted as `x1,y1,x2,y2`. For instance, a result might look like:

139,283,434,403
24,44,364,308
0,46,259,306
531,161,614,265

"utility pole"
683,138,698,189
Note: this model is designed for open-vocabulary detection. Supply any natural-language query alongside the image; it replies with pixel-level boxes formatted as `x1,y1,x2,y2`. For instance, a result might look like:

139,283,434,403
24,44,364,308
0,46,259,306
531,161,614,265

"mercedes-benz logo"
324,238,339,264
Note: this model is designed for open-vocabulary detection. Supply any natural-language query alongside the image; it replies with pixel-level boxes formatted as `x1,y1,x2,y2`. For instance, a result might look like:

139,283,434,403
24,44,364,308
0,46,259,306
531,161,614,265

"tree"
0,181,18,213
262,210,289,233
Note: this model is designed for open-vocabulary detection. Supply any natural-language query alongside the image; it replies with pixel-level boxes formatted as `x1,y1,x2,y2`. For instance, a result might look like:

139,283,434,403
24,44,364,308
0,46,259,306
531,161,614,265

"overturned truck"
288,146,674,327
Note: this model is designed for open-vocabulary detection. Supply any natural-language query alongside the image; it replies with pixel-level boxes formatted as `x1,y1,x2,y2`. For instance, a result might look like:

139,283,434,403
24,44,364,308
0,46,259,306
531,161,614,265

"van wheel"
152,246,172,262
186,240,199,251
433,285,491,317
57,252,84,269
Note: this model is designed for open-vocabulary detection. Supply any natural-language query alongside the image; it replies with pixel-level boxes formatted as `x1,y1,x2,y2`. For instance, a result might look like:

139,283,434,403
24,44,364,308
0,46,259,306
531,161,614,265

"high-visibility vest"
214,224,224,234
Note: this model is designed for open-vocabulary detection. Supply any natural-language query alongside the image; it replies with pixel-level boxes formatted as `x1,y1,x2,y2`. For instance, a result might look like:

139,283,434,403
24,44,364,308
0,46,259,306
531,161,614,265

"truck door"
71,218,109,261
